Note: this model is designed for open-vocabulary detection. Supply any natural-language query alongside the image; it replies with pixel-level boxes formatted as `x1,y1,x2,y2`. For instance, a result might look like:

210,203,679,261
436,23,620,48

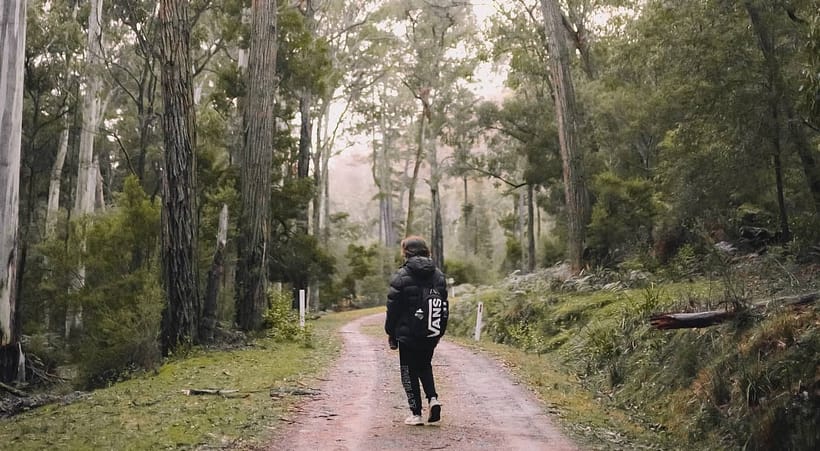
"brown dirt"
267,313,577,451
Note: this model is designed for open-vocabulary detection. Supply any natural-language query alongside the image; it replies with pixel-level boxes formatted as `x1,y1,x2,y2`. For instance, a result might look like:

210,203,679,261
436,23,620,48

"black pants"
398,343,437,415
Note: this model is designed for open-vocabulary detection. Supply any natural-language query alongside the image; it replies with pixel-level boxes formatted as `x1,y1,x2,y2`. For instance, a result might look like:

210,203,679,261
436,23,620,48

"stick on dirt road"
268,313,577,451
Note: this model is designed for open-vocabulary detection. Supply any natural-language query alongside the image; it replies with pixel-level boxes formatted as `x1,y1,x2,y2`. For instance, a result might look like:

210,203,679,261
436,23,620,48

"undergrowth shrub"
444,257,492,285
76,270,163,388
680,309,820,450
445,288,504,338
263,289,313,345
45,177,165,388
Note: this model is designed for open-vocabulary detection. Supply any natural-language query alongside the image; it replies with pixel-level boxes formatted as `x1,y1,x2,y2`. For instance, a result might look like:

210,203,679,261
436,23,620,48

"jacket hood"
405,256,437,277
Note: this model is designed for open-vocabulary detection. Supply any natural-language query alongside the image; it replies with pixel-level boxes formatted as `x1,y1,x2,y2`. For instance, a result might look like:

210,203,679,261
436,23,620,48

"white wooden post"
474,302,483,341
299,289,306,328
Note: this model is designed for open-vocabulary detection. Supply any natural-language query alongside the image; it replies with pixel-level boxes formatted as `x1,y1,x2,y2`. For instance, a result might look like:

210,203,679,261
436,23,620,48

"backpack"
411,284,449,340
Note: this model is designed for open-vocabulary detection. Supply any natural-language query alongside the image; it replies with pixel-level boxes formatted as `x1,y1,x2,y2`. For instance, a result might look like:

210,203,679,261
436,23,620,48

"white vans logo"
427,292,443,338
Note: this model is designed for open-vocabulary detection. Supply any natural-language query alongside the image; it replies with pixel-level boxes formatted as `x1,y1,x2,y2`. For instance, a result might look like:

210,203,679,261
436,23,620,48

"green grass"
0,308,380,450
448,278,819,450
449,332,661,450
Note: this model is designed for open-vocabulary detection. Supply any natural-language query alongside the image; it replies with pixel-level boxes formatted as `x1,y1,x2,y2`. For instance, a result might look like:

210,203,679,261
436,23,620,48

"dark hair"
401,235,430,258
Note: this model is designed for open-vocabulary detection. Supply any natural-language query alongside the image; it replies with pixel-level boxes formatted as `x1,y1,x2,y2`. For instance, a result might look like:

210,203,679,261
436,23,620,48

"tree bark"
373,93,396,248
46,121,69,237
235,0,278,331
68,0,106,337
541,0,589,274
406,111,426,236
0,0,26,382
75,0,104,216
431,180,444,269
429,134,443,268
159,0,201,352
527,184,536,272
200,204,228,343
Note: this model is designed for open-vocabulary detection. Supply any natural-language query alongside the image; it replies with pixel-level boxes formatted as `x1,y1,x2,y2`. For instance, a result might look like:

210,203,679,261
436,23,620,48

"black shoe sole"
428,404,441,423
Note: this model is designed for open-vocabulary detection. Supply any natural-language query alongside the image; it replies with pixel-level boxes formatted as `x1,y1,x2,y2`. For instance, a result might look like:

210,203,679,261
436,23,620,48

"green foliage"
587,171,657,266
501,237,522,273
277,5,333,98
443,258,488,285
269,232,335,289
76,268,163,388
262,289,313,345
666,243,700,281
33,177,164,388
540,237,565,267
335,243,393,308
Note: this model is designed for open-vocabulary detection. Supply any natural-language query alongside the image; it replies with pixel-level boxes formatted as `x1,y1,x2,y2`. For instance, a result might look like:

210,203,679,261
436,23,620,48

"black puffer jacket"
385,256,448,349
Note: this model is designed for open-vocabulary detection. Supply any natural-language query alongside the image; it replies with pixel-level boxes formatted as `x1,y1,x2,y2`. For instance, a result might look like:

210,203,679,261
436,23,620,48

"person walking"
385,236,449,426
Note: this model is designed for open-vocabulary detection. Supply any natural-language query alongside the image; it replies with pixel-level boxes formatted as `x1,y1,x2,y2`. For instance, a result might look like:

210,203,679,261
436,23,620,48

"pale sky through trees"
328,1,508,225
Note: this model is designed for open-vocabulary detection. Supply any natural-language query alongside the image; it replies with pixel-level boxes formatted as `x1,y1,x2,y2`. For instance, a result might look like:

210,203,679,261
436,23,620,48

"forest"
0,0,818,448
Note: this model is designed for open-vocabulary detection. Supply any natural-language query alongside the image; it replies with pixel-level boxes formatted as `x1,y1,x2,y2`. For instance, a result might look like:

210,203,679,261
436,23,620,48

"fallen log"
1,391,88,418
0,381,28,397
650,311,736,330
650,292,818,330
182,388,242,397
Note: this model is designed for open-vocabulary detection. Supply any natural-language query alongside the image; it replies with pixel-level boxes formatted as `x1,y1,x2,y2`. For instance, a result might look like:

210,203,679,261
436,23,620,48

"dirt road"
268,313,577,451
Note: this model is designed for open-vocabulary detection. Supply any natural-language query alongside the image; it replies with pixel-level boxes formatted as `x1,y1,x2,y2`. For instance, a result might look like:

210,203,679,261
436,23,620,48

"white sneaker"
404,414,424,425
427,397,441,423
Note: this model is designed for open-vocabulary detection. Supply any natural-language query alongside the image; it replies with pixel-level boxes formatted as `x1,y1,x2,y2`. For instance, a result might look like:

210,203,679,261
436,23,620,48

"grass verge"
447,334,660,450
0,308,379,450
448,277,819,451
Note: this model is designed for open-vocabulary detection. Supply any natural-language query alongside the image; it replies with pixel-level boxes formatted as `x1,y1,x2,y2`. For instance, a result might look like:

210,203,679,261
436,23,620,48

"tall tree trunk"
406,111,426,236
235,0,278,331
373,96,396,247
0,0,26,383
201,204,228,343
75,0,103,216
321,116,331,245
296,0,314,309
69,0,105,337
159,0,201,352
312,100,330,242
46,122,69,237
459,176,471,254
429,137,443,268
93,155,105,211
527,184,536,272
745,1,820,213
765,63,792,242
309,101,326,311
297,93,312,223
295,91,312,309
541,0,589,274
773,152,791,242
517,188,525,272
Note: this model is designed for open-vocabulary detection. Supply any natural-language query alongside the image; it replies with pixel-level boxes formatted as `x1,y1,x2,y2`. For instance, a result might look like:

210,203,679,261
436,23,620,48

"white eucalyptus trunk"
46,122,69,237
69,0,106,336
94,155,105,211
0,0,26,349
75,0,104,216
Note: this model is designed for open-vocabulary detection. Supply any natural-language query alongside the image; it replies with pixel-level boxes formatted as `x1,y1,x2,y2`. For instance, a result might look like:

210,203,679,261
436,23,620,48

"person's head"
401,235,430,259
